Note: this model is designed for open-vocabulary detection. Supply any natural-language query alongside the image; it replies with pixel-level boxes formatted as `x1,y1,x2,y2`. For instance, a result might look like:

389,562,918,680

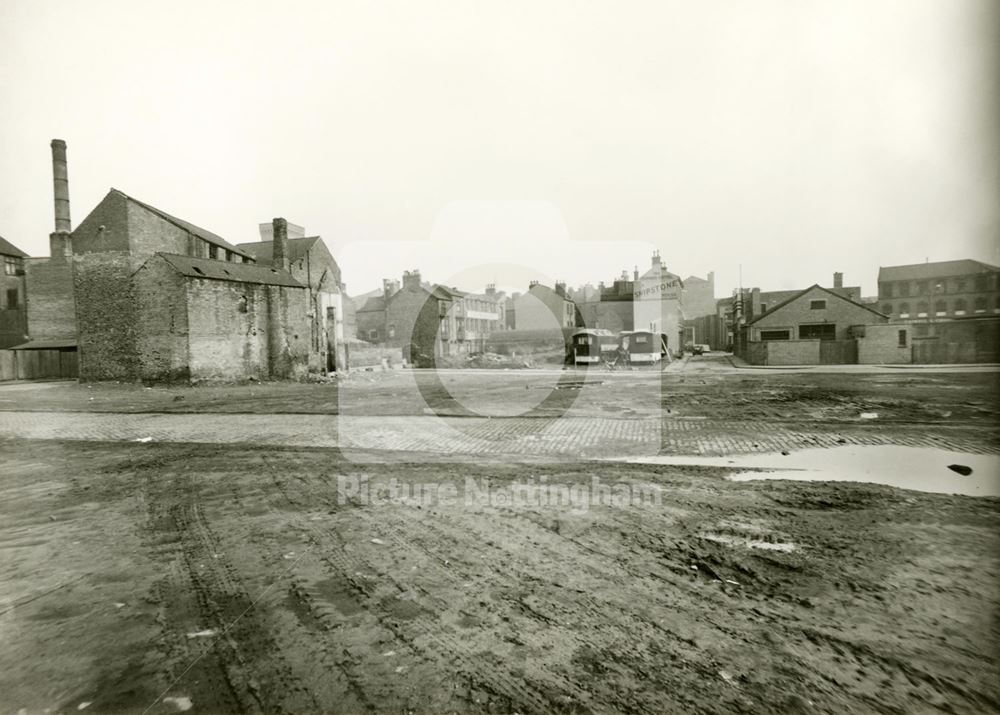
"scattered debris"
77,702,92,710
860,412,878,420
781,450,790,456
185,629,217,638
163,696,193,712
173,395,185,401
370,538,386,545
114,602,126,608
382,650,396,657
719,670,738,687
948,464,973,476
133,437,154,443
724,579,740,586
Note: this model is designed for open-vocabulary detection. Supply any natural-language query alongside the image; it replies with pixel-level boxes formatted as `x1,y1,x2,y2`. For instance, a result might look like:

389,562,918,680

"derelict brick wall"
24,258,77,341
267,284,311,378
765,340,820,365
0,270,27,348
127,200,191,260
73,252,139,381
858,325,912,364
134,255,190,381
752,287,885,340
71,190,130,254
185,279,310,381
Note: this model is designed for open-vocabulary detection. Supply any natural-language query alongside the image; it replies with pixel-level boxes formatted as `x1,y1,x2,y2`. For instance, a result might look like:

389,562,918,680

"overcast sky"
1,0,996,298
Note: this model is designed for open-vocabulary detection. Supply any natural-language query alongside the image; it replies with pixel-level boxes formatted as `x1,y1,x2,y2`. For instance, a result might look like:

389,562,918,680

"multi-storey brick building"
877,260,1000,322
511,281,575,331
21,139,315,382
0,236,28,349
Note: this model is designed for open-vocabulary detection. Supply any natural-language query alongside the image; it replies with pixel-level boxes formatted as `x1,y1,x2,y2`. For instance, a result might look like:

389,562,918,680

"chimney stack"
833,272,843,288
272,217,289,270
51,139,71,233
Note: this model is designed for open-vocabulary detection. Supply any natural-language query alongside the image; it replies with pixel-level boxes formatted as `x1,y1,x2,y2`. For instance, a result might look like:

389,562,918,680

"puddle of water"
614,446,1000,497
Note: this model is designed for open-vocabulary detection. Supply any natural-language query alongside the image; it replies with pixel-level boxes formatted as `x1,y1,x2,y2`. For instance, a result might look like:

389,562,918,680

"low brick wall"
857,325,911,364
743,340,821,365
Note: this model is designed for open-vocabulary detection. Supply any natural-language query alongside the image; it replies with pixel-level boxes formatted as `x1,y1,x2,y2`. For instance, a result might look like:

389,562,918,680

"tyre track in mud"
279,464,776,714
259,455,565,715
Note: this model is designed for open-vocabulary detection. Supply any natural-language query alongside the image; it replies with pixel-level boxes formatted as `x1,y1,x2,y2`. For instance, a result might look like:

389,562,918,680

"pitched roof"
8,338,77,350
234,236,321,264
114,189,255,261
357,295,387,312
155,253,304,287
878,259,999,282
748,284,887,325
0,235,28,258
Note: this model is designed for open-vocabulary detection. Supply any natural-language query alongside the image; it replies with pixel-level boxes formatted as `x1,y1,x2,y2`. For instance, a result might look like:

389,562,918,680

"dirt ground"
1,359,999,714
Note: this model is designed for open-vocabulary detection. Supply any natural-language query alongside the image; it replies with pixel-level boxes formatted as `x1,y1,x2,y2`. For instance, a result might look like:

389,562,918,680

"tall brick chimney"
402,270,422,290
833,272,843,289
272,217,289,270
49,139,72,259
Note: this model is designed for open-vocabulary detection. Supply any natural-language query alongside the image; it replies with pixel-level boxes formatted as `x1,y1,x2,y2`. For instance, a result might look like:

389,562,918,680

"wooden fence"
0,349,78,381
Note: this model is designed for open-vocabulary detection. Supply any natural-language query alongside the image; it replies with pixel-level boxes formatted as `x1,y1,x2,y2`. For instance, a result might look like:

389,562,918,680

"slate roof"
155,253,304,287
235,237,321,264
0,235,28,258
878,259,999,282
747,284,887,325
114,189,255,261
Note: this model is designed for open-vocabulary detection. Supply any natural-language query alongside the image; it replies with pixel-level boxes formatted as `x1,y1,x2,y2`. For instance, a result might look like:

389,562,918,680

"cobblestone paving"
0,410,995,458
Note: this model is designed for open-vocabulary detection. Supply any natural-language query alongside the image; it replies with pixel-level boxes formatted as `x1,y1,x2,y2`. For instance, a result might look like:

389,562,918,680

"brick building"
740,284,888,365
238,230,346,371
357,271,505,364
512,281,575,331
21,139,315,382
0,235,28,349
877,259,1000,322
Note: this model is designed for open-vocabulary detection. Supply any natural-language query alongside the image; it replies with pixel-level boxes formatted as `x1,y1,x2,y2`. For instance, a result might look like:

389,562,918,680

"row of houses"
2,140,997,380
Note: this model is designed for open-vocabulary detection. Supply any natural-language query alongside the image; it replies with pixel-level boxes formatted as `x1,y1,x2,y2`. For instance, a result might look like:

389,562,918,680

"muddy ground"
1,361,999,714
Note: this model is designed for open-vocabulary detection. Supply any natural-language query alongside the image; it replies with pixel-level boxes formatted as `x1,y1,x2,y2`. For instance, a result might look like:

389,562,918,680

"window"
897,282,909,297
5,289,18,309
882,304,893,315
974,296,987,312
916,301,928,316
880,283,893,299
955,278,966,292
388,324,395,339
577,335,592,345
898,330,907,347
799,324,836,340
3,257,17,275
635,334,648,344
237,295,248,314
934,300,947,316
899,302,911,316
208,244,219,260
975,275,988,292
368,329,379,340
933,281,945,294
760,303,768,313
915,280,928,294
809,299,826,310
954,298,967,314
760,329,790,341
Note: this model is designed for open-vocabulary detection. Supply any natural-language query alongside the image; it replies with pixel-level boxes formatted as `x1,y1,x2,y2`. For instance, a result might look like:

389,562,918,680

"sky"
1,0,997,299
